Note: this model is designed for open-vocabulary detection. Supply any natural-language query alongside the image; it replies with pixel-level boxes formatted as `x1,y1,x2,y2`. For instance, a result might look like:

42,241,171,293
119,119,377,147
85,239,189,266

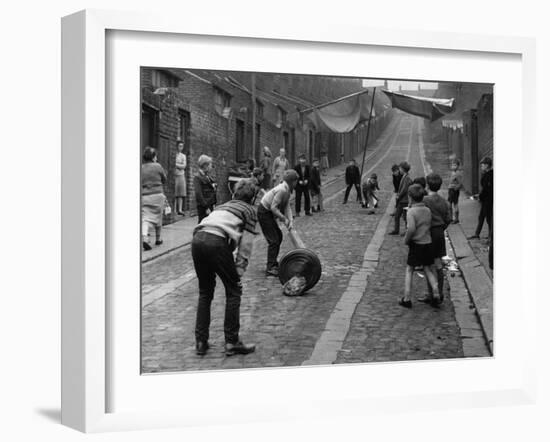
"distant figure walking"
141,147,167,250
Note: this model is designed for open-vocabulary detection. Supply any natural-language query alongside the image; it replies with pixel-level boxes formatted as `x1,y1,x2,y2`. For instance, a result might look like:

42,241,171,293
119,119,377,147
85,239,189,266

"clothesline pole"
298,88,371,114
359,87,377,181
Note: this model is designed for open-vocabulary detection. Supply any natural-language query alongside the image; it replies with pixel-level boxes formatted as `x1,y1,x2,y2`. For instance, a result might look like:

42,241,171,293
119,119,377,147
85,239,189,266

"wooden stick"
287,227,306,249
299,88,371,114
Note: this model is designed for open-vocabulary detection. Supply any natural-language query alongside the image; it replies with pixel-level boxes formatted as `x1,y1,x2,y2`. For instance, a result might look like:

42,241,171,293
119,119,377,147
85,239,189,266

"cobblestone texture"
141,113,484,373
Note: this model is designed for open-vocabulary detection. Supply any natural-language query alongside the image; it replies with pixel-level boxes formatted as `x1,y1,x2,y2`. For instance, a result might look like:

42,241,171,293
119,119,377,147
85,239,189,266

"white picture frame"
61,9,537,433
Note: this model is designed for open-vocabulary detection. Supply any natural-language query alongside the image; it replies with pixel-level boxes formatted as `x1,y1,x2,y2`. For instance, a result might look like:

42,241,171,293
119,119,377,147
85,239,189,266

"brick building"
141,68,393,221
429,82,494,194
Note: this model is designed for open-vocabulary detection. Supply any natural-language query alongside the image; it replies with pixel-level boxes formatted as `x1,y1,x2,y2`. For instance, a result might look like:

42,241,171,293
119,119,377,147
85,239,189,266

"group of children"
388,160,462,309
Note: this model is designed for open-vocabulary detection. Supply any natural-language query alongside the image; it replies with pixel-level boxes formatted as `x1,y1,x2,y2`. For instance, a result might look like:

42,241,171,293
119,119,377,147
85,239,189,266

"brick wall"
477,94,493,161
432,81,493,196
141,68,394,223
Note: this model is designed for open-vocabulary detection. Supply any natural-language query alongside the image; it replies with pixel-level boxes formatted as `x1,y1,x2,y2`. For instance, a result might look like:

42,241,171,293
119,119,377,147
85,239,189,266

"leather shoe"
196,341,209,356
388,231,399,235
225,341,256,356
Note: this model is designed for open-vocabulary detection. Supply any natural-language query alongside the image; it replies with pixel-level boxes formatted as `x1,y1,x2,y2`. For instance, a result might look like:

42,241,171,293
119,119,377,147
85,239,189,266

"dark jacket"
345,165,361,185
396,173,413,206
424,193,452,228
392,173,403,193
310,167,321,194
479,169,493,205
194,171,217,209
294,164,311,188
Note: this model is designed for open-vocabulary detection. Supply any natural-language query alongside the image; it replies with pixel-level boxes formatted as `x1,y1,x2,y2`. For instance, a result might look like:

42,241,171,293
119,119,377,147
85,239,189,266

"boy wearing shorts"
399,184,441,309
421,173,452,303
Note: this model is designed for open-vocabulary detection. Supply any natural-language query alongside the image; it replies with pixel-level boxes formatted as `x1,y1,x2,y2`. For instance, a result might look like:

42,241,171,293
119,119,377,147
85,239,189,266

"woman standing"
271,148,290,187
174,140,187,216
193,154,217,223
141,147,167,250
260,146,272,190
320,149,329,176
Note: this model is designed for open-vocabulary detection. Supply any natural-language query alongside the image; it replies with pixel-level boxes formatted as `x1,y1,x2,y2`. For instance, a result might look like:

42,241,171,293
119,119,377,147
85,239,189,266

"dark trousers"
192,231,242,344
344,184,361,202
295,185,311,214
258,204,282,270
474,202,493,237
394,203,408,233
197,205,213,224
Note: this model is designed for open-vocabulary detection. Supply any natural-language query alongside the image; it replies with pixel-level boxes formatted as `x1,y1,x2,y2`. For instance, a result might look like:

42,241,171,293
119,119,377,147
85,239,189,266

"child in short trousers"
399,184,441,309
448,160,463,223
421,173,452,303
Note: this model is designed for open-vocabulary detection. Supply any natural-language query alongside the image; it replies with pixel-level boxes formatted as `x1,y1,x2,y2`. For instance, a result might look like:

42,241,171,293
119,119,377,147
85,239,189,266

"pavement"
140,113,493,374
420,126,493,352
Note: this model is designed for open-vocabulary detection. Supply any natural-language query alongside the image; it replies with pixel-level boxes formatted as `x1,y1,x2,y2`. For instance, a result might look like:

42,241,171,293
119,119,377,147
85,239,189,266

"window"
151,70,179,88
255,100,264,118
214,87,232,116
277,106,287,127
283,131,289,152
235,119,246,162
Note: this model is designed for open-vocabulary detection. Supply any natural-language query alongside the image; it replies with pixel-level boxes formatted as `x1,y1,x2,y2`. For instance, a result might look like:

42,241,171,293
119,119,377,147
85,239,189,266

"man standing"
294,154,312,217
192,179,258,357
258,170,298,276
343,159,361,204
389,161,412,235
271,148,290,187
468,156,493,241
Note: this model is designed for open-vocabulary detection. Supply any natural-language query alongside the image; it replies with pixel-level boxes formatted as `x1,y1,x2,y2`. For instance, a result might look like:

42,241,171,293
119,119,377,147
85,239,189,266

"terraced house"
140,68,393,220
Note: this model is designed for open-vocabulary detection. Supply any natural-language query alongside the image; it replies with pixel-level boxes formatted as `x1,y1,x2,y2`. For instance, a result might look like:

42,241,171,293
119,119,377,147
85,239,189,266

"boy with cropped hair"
448,159,463,223
399,184,441,308
420,173,452,304
389,161,412,235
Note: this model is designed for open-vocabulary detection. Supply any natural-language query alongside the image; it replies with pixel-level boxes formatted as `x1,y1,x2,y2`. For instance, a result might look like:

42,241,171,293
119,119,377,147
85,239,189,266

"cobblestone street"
141,113,490,374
